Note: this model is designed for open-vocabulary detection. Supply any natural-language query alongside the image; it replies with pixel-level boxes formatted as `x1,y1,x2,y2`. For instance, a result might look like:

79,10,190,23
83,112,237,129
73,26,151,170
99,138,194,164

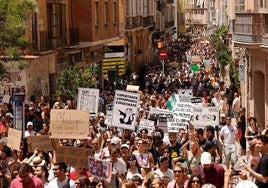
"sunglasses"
192,180,200,183
173,170,183,174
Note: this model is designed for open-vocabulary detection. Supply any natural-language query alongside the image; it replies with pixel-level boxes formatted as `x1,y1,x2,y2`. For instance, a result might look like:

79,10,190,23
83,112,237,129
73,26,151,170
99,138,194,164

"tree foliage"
56,66,97,100
0,0,37,76
211,25,239,87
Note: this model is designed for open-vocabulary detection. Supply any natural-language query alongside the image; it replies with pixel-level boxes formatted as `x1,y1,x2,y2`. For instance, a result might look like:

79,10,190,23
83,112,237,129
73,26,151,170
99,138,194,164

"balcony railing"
125,17,142,29
233,13,262,43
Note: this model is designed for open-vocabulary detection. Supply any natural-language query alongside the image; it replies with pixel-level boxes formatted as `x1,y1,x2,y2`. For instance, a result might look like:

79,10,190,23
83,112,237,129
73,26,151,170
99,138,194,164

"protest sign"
57,146,93,167
135,154,150,168
27,135,53,153
126,85,140,92
111,90,139,130
167,120,188,133
50,109,90,139
173,102,193,121
7,128,21,150
178,89,193,103
77,88,99,115
192,107,219,127
88,156,112,181
105,103,113,126
139,119,155,135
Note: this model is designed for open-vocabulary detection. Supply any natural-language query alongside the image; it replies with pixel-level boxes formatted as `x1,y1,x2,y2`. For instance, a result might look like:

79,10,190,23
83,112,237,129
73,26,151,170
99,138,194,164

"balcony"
233,13,262,43
143,16,154,27
125,17,142,29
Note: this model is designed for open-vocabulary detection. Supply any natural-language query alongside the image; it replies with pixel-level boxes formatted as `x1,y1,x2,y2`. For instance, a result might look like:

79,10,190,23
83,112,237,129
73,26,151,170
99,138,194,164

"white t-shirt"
219,125,238,146
47,177,76,188
154,168,174,181
109,158,127,174
24,130,36,138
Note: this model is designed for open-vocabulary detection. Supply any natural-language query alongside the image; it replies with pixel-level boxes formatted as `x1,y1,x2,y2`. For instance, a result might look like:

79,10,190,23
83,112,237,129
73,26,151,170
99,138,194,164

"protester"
243,135,268,188
10,163,43,188
192,152,225,188
46,162,75,188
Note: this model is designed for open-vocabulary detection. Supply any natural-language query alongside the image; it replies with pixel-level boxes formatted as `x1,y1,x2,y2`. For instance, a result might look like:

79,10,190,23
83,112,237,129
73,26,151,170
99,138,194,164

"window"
259,0,268,8
95,2,99,25
235,0,245,11
147,0,154,16
137,0,143,16
113,1,118,23
47,3,66,48
104,2,108,24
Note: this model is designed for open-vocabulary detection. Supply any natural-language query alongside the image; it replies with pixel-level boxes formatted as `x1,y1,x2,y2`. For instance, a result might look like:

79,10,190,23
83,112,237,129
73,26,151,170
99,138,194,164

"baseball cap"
27,121,33,127
121,144,129,150
5,113,14,118
201,152,212,165
220,113,226,118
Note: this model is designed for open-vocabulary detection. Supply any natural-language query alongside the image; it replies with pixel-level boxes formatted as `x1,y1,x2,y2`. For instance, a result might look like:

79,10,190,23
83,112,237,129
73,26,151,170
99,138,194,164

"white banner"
139,119,155,135
173,102,193,121
167,120,188,133
111,90,139,130
192,107,219,127
178,89,193,103
77,88,99,115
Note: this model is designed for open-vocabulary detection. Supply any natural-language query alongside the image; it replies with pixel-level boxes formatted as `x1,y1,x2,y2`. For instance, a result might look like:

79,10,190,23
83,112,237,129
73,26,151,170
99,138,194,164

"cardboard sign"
57,146,93,167
88,156,112,181
27,135,53,153
111,90,139,130
7,128,21,150
50,109,90,139
192,107,219,127
77,88,99,115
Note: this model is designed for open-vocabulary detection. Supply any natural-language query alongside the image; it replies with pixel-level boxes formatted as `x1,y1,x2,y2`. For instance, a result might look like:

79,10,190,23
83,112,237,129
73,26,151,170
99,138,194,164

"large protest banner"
50,109,90,139
192,107,219,127
88,156,112,181
57,146,93,167
77,88,99,115
111,90,139,130
167,121,188,133
27,135,53,153
7,128,21,150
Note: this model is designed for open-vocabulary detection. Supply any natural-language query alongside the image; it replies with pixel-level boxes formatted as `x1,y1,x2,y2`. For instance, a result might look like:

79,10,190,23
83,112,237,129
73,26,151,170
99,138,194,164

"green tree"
0,0,37,76
56,66,97,100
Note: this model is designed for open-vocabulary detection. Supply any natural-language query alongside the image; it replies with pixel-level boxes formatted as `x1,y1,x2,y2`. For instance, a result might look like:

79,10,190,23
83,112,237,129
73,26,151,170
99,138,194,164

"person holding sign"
132,139,154,177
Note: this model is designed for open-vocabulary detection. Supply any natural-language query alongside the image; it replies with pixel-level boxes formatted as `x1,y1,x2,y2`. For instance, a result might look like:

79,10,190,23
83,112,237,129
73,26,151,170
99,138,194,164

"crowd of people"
0,35,267,188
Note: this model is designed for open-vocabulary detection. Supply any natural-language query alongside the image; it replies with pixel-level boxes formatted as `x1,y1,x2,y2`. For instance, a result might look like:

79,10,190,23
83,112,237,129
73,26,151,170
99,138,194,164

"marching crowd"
0,35,267,188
